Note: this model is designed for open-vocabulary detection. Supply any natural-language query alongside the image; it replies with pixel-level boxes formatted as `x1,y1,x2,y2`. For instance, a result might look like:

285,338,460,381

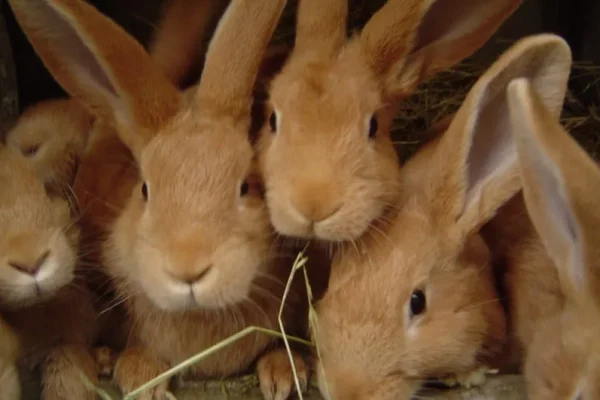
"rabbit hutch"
0,0,598,399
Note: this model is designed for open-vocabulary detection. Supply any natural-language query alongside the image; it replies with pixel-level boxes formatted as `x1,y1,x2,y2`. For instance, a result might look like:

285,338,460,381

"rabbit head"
5,97,93,194
312,34,572,400
507,78,600,399
7,0,286,312
0,143,79,309
258,0,522,242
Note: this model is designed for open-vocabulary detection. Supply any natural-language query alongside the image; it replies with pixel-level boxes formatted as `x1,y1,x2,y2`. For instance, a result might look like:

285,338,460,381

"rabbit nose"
8,250,50,276
295,198,343,223
168,264,213,285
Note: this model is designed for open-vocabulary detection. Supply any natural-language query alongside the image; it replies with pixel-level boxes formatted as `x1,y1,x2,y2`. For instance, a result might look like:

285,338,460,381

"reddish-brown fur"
0,142,98,399
312,34,571,400
258,0,522,243
501,77,600,398
7,0,315,398
5,97,93,192
0,316,20,399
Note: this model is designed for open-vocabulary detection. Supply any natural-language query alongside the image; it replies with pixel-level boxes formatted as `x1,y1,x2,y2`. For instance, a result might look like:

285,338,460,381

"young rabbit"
5,97,93,194
503,79,600,398
257,0,522,243
0,316,20,400
311,34,572,400
0,142,98,399
8,0,311,399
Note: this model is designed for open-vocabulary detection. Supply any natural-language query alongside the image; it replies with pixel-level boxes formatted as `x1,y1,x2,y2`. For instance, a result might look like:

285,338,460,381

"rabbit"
147,0,230,90
7,0,315,399
310,33,572,400
256,0,522,243
4,97,93,195
500,77,600,398
0,140,98,399
0,316,20,400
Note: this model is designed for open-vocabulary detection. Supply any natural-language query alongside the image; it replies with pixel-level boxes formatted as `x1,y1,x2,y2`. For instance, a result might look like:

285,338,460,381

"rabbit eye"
240,181,250,196
269,112,277,133
141,182,148,201
23,144,40,157
368,115,378,139
410,289,426,317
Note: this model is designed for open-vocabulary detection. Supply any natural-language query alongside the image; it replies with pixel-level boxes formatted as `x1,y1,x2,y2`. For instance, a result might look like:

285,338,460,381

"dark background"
1,0,599,111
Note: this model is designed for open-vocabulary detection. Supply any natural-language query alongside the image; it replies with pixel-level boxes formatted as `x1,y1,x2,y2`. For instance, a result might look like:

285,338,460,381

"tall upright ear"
365,0,522,98
508,78,600,304
426,34,572,241
195,0,287,123
292,0,348,61
6,0,181,160
148,0,229,89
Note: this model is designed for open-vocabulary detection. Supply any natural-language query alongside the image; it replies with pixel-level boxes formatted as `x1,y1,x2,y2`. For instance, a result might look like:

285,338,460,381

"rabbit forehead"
0,150,48,212
142,115,253,188
270,48,381,122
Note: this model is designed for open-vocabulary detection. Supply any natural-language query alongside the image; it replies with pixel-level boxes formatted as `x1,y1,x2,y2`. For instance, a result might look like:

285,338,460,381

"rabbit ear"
292,0,348,60
148,0,229,88
7,0,181,159
360,0,522,99
508,78,600,305
426,34,572,241
194,0,287,122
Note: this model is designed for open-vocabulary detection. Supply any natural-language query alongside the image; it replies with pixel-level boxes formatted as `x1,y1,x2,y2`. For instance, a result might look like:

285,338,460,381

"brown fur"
503,78,600,399
148,0,230,89
258,0,521,243
5,97,93,193
8,0,315,398
312,34,571,400
0,316,20,399
0,143,98,399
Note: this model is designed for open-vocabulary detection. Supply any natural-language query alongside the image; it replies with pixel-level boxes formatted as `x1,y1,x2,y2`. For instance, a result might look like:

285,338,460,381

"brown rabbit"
257,0,522,243
7,0,312,399
0,316,20,400
501,78,600,398
0,141,98,399
311,34,572,400
5,97,93,194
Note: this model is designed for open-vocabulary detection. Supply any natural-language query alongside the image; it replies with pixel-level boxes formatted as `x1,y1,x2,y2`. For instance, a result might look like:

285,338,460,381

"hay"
391,61,600,162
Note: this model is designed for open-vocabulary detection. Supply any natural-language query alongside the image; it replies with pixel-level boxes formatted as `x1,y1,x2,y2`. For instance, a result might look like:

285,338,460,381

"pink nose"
8,250,50,276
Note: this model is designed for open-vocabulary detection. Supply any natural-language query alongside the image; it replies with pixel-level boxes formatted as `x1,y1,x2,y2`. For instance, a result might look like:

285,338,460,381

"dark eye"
23,144,40,157
269,112,277,133
410,289,426,317
368,115,378,139
141,182,148,201
240,181,250,196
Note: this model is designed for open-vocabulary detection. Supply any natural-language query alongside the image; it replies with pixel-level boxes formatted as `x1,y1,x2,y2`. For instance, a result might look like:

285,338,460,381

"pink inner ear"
41,2,116,97
465,89,517,207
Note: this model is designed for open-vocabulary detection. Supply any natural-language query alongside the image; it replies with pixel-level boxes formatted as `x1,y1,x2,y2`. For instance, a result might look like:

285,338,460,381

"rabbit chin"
0,253,75,309
138,264,257,312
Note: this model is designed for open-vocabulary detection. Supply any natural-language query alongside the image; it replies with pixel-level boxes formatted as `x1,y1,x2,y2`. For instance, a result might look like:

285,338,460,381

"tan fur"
8,0,315,398
5,97,93,192
0,316,20,400
312,34,571,400
258,0,521,242
148,0,230,89
0,144,98,399
505,78,600,399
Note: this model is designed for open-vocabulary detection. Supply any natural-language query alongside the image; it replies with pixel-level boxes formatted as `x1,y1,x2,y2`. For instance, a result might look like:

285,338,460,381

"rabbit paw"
0,358,20,400
438,366,495,389
93,346,118,378
41,344,98,400
256,348,309,400
114,345,170,400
